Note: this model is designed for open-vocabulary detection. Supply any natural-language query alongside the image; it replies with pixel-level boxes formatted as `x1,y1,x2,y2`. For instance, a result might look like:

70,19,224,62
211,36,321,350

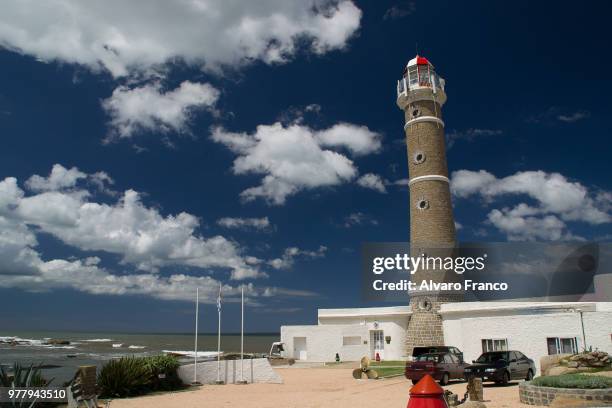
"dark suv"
464,351,535,385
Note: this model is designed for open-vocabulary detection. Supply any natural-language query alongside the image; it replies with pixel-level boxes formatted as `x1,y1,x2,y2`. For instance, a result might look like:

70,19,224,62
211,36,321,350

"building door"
370,330,385,360
294,337,307,360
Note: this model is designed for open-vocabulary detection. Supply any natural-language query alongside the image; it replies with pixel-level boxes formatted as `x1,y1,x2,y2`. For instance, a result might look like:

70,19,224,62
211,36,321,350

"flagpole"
240,285,245,383
193,287,199,384
216,283,223,384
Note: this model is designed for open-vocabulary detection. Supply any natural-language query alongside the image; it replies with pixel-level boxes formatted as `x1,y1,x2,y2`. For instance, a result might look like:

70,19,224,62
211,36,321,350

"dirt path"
109,368,531,408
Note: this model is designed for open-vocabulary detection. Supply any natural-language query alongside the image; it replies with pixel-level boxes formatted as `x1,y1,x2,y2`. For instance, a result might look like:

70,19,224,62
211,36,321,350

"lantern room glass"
397,63,444,97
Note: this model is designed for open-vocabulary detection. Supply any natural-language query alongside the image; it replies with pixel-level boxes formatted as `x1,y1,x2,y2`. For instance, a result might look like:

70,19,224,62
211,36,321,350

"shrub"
531,373,612,389
0,363,51,388
97,355,183,398
142,355,182,391
0,363,52,407
97,357,151,398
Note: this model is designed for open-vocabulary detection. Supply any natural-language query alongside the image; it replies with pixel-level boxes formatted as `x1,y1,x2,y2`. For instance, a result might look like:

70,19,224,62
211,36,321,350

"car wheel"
439,373,450,386
525,370,534,381
500,371,510,385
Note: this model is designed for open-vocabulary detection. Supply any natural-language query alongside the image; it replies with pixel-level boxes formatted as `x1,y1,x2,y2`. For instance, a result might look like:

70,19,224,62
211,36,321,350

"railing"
397,75,444,97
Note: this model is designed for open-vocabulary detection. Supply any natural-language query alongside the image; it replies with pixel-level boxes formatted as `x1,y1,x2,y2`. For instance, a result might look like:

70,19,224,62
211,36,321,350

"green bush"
97,355,183,398
97,357,151,398
142,355,182,391
531,373,612,389
0,363,52,407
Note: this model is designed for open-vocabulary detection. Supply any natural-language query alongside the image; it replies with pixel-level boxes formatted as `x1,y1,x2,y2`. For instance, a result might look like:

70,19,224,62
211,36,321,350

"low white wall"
178,358,282,385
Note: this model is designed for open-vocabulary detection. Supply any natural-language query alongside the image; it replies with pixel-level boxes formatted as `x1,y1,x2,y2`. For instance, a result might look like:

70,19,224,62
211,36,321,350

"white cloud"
357,173,387,193
446,128,502,149
487,208,581,241
102,81,219,140
557,111,590,123
24,164,117,195
0,166,319,302
315,123,381,156
342,212,378,228
2,166,262,280
268,246,327,270
25,164,86,192
383,1,416,19
0,0,361,77
451,169,612,240
528,107,591,124
217,217,271,231
212,122,380,204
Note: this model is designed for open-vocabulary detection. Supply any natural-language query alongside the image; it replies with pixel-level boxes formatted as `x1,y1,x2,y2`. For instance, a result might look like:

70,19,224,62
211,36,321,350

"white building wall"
280,324,369,362
441,302,612,375
280,307,411,362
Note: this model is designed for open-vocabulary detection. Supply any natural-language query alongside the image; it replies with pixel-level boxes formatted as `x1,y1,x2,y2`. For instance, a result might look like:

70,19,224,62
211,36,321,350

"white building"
280,302,612,374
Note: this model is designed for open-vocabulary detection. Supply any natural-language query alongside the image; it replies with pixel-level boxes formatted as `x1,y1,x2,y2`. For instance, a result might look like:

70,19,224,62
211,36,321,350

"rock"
569,355,581,361
567,361,579,368
45,339,70,345
547,366,578,376
541,353,572,375
550,396,603,408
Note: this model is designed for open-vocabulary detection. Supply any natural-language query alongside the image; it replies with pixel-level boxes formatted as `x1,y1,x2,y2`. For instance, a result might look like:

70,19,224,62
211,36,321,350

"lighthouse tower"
396,55,461,353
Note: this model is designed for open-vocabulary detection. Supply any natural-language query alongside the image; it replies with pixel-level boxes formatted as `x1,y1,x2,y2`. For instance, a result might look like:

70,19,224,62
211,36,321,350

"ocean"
0,331,279,384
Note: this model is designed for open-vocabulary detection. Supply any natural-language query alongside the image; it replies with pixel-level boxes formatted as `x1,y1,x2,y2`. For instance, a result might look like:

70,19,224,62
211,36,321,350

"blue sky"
0,0,610,333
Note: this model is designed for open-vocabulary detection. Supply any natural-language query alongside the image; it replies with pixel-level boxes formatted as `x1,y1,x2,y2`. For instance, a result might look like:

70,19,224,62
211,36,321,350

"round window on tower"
417,299,432,311
413,151,426,164
416,199,429,210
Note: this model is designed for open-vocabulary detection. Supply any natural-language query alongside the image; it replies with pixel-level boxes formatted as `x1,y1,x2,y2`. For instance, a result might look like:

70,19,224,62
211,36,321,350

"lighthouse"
397,55,462,353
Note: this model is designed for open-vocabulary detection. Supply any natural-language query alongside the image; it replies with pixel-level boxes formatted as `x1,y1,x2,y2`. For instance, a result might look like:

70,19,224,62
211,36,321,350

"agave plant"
0,363,52,407
97,357,151,398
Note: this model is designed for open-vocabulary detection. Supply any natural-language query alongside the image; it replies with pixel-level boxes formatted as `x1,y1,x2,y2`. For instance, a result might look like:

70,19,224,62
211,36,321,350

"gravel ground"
109,368,532,408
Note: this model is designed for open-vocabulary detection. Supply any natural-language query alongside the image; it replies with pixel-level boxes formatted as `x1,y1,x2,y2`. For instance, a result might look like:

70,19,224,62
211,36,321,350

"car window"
449,354,459,363
509,352,517,361
415,354,439,362
515,351,525,360
475,352,508,363
443,354,452,363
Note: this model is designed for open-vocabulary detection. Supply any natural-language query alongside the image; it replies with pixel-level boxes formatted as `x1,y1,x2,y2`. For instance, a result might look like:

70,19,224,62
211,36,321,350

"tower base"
405,293,464,355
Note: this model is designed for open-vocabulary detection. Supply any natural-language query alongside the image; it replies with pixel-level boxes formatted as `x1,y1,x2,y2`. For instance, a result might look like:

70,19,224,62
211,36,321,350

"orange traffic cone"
407,374,448,408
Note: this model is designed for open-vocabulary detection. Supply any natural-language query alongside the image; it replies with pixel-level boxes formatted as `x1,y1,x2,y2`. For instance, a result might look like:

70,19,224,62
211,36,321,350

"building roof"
318,305,411,318
407,55,432,67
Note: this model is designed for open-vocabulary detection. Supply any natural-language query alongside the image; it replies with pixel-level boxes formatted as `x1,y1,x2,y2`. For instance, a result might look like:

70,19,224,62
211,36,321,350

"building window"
416,199,429,210
481,338,508,352
342,336,361,346
547,337,578,355
408,66,418,86
413,151,426,164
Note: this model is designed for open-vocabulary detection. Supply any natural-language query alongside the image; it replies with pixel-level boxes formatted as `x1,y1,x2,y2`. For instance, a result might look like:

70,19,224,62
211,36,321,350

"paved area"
109,368,531,408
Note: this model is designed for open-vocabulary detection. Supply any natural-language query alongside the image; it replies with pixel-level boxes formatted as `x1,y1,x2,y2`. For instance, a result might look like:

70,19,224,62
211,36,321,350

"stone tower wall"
402,93,459,355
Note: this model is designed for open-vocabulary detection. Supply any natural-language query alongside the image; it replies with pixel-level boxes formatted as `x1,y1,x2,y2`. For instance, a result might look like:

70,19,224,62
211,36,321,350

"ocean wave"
162,350,220,358
112,344,123,348
45,345,76,349
128,345,146,349
0,336,74,348
80,338,113,342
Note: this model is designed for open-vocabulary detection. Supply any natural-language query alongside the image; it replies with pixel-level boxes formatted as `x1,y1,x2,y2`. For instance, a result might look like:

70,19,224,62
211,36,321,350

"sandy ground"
109,367,531,408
